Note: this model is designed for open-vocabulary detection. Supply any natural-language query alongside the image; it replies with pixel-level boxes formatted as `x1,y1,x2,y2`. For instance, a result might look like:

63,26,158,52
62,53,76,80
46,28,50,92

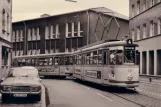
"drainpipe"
86,10,90,45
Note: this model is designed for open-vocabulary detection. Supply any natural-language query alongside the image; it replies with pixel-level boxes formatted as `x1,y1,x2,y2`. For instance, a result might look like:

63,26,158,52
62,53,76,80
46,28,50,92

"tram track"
109,88,161,107
74,80,161,107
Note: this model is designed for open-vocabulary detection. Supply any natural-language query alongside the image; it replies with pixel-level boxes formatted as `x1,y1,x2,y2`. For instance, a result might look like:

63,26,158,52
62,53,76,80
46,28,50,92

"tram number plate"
13,94,27,97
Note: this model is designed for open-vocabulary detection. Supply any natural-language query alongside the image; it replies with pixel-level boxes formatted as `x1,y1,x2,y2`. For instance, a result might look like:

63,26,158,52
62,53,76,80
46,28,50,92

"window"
158,18,161,35
32,28,36,40
68,23,72,37
157,0,161,3
124,46,135,64
143,0,147,11
55,49,59,53
20,30,23,41
131,29,135,41
150,21,154,37
7,14,9,34
16,30,19,41
78,21,83,36
45,26,49,39
37,27,40,40
66,48,69,52
50,25,54,38
12,31,16,42
143,24,147,39
152,0,155,6
110,50,123,65
137,1,140,15
131,5,135,17
74,22,78,37
137,26,140,40
2,9,5,32
28,28,31,41
7,0,10,3
56,24,60,38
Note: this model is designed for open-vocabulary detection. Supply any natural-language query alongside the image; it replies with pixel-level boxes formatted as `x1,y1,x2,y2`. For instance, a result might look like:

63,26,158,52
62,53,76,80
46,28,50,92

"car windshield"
8,68,38,78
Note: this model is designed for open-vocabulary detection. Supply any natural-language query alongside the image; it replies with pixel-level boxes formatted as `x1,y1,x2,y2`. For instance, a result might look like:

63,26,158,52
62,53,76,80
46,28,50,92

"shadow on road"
74,79,138,94
41,76,75,81
2,96,39,104
45,86,50,107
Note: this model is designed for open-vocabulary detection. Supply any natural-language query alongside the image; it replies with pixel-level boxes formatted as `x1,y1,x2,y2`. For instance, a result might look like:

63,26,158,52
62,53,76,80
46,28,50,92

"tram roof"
74,40,138,53
13,52,73,59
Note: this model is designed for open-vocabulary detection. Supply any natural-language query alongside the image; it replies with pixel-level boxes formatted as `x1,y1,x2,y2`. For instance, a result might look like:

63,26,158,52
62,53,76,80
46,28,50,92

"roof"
13,7,129,23
90,7,129,20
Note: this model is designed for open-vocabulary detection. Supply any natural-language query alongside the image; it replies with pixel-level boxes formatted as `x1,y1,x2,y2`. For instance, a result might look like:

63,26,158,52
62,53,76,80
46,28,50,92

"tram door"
102,50,109,81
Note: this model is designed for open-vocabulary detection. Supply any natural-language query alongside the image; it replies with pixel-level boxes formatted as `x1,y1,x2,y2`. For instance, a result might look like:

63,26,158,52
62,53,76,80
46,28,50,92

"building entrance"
157,50,161,75
142,52,146,74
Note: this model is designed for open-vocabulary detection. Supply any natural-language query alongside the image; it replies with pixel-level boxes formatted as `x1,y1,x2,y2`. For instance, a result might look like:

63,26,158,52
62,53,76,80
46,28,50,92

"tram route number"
85,70,101,79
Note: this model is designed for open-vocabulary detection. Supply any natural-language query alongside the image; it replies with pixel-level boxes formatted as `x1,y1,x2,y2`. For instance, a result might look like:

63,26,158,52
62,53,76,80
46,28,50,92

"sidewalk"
139,75,161,85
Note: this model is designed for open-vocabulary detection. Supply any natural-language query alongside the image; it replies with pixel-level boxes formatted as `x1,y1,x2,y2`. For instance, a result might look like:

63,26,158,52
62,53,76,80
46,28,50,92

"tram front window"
110,50,123,65
124,50,135,64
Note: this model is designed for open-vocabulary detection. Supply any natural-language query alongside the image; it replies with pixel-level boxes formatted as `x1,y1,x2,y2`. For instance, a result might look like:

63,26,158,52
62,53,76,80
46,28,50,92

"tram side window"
92,51,98,64
110,50,123,65
103,51,108,65
31,59,35,66
26,59,31,66
54,57,59,65
49,58,53,66
59,56,65,65
98,50,102,64
65,57,73,65
78,55,82,65
44,58,49,66
86,53,90,65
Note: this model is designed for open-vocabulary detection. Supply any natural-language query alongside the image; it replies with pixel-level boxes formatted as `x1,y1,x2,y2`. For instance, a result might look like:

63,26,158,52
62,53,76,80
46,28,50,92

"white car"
0,66,41,102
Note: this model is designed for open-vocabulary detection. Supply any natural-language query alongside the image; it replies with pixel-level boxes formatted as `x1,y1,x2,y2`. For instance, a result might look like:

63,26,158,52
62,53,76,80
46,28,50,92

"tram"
12,53,74,78
73,39,139,88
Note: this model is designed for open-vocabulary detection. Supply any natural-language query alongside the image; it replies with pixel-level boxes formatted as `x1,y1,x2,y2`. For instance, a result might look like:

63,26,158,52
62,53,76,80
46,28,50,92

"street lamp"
65,0,77,3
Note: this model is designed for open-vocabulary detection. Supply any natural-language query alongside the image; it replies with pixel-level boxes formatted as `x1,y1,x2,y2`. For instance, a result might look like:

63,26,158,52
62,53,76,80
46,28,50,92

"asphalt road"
43,79,139,107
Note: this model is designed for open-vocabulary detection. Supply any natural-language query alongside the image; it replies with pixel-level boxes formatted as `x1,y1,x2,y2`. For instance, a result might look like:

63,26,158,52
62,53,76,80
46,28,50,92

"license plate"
13,94,27,97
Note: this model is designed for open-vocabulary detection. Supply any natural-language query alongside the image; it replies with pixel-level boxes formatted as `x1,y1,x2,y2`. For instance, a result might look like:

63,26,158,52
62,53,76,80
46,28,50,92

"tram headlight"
127,75,133,81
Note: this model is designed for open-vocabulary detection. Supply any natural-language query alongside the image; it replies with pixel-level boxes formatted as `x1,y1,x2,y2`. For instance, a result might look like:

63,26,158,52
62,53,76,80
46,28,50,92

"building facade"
129,0,161,75
0,0,12,80
12,7,129,56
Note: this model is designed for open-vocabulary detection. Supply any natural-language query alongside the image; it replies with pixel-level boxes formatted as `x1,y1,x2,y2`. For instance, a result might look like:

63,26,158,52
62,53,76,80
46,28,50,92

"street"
42,79,140,107
1,78,161,107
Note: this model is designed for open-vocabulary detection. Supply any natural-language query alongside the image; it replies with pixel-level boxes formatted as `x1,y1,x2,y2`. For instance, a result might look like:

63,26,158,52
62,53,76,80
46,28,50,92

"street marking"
97,93,113,101
81,85,90,90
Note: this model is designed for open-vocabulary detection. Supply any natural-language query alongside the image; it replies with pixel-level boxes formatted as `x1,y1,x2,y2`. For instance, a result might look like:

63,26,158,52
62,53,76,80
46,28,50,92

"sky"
12,0,129,22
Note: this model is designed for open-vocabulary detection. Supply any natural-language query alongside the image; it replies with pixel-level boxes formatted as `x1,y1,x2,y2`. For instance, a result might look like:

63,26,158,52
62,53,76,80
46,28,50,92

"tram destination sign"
124,46,135,50
85,70,101,79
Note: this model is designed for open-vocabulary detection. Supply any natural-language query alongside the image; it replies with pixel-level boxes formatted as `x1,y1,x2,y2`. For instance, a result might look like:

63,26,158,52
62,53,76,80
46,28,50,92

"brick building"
0,0,12,80
129,0,161,75
12,7,129,56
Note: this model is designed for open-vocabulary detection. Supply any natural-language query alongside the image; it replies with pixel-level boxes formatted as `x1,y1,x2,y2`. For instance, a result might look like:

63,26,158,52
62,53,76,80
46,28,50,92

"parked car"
0,66,41,102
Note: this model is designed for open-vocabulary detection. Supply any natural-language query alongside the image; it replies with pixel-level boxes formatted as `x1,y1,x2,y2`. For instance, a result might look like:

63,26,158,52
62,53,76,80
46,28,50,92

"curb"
41,84,46,107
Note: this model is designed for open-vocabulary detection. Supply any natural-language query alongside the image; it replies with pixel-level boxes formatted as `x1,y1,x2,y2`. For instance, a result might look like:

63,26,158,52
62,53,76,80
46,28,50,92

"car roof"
21,66,38,71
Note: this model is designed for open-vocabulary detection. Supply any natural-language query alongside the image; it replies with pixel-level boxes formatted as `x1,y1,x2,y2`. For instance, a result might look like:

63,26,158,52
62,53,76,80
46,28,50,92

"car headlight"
30,86,41,92
2,86,12,91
